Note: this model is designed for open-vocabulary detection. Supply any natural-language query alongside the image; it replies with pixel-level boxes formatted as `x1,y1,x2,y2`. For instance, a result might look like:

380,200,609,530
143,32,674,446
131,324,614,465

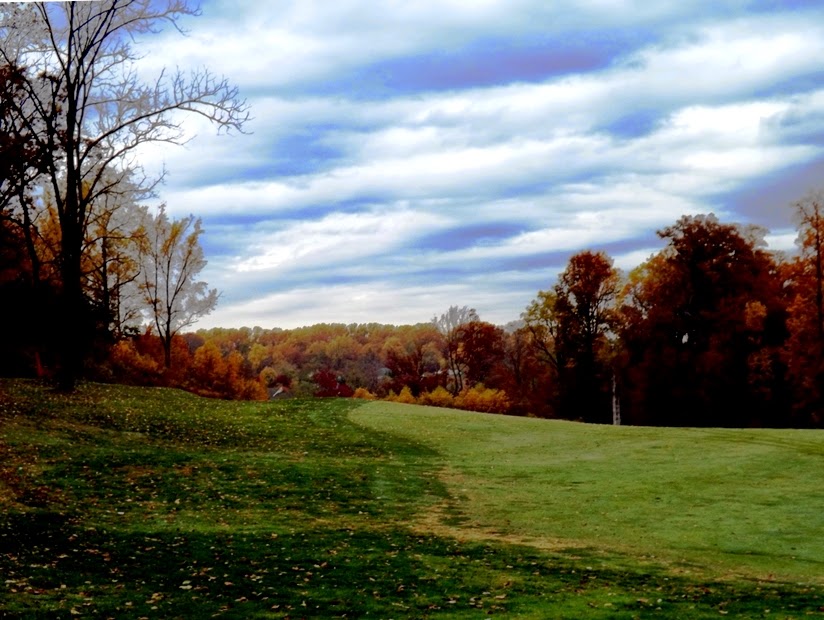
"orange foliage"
109,339,163,385
187,342,266,400
107,331,265,400
454,384,511,414
353,387,377,400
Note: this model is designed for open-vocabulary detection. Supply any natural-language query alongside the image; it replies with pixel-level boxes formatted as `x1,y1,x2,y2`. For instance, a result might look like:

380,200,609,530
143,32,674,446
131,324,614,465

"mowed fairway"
1,380,823,618
354,402,824,584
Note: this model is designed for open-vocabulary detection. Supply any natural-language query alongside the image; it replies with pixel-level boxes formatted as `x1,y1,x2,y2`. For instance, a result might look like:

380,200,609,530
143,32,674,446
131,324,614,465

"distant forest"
5,192,824,427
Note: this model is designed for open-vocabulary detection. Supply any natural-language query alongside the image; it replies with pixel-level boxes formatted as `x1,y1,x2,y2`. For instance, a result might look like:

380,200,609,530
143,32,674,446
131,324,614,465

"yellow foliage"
455,384,511,413
418,386,455,408
394,385,417,404
383,383,510,413
353,387,377,400
235,379,268,401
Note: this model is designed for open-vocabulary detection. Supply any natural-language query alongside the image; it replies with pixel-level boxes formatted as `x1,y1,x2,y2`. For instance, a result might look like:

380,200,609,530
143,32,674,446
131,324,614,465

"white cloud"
194,280,493,330
231,207,451,274
612,247,663,272
126,3,824,328
765,230,797,253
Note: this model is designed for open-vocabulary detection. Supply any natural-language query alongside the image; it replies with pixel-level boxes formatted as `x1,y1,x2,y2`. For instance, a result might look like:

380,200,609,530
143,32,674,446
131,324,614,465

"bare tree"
81,172,147,339
432,305,478,394
138,206,218,370
0,1,249,389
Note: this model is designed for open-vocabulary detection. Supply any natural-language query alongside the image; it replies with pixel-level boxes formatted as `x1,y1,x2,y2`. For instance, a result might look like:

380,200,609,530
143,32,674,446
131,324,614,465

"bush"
109,339,163,385
382,383,509,414
392,385,416,404
418,386,455,408
353,387,377,400
455,384,511,414
313,369,355,398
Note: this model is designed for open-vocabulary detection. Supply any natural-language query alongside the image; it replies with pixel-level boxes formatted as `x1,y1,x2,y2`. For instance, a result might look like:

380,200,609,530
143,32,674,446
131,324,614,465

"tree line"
107,204,824,428
72,199,824,430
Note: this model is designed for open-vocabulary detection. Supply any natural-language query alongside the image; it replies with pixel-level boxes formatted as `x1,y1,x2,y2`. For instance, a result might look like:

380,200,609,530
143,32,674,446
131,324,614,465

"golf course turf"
1,379,822,618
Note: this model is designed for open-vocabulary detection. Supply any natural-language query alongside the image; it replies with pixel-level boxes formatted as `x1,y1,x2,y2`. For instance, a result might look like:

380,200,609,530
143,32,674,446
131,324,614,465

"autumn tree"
555,251,620,422
0,1,248,389
138,206,218,369
453,320,507,389
619,214,786,426
74,172,150,347
0,62,50,285
433,305,479,394
500,324,548,416
382,324,444,396
794,193,824,346
780,192,824,424
0,62,51,222
0,61,61,375
523,251,619,421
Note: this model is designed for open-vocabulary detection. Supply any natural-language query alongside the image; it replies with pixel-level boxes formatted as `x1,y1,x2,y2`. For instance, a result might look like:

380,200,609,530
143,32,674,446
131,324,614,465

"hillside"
354,403,824,584
1,379,822,618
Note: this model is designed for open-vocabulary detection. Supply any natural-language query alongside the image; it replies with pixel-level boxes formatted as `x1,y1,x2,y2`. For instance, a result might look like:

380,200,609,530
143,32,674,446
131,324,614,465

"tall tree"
523,251,619,421
0,1,248,389
453,320,507,389
779,192,824,424
793,192,824,346
553,250,620,422
382,324,444,396
80,172,147,341
0,61,55,297
433,305,478,394
522,289,563,373
619,214,785,426
138,206,218,369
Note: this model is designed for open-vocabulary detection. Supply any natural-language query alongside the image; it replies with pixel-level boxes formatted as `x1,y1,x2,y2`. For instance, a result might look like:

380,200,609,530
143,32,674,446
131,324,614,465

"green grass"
353,403,824,585
1,380,822,618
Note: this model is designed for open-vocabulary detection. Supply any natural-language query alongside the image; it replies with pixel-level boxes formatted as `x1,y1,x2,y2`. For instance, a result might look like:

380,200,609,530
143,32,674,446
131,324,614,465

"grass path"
352,402,824,585
1,380,823,617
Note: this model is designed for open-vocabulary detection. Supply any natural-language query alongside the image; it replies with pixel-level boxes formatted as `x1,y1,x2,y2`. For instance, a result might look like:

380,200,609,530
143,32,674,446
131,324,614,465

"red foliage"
313,369,354,398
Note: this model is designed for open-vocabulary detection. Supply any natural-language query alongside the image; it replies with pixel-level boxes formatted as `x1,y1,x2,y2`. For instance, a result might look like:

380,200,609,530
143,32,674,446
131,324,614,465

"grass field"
1,379,823,618
353,403,824,584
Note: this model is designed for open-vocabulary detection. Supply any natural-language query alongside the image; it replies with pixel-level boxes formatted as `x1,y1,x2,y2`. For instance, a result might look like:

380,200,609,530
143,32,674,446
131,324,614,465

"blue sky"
135,1,824,329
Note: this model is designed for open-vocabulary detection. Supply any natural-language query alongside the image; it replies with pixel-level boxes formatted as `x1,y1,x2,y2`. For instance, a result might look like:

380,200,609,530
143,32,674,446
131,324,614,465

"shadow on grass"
2,510,822,619
2,381,823,618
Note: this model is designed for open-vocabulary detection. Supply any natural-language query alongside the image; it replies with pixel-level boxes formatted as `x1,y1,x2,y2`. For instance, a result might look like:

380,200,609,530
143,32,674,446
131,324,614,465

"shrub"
455,384,511,414
313,369,355,398
418,386,455,408
394,385,417,404
353,387,377,400
109,339,163,385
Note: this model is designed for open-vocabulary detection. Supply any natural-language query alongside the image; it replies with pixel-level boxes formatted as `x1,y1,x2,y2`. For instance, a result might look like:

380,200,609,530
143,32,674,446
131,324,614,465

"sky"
135,0,824,330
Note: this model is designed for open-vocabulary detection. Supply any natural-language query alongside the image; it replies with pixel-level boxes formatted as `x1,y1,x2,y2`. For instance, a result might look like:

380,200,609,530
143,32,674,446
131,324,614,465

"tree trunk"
612,373,621,425
163,337,172,369
56,222,85,391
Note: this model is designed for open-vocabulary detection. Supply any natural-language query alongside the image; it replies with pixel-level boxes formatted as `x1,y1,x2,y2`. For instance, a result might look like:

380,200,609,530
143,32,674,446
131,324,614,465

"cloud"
127,2,824,328
196,279,525,330
232,207,451,274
